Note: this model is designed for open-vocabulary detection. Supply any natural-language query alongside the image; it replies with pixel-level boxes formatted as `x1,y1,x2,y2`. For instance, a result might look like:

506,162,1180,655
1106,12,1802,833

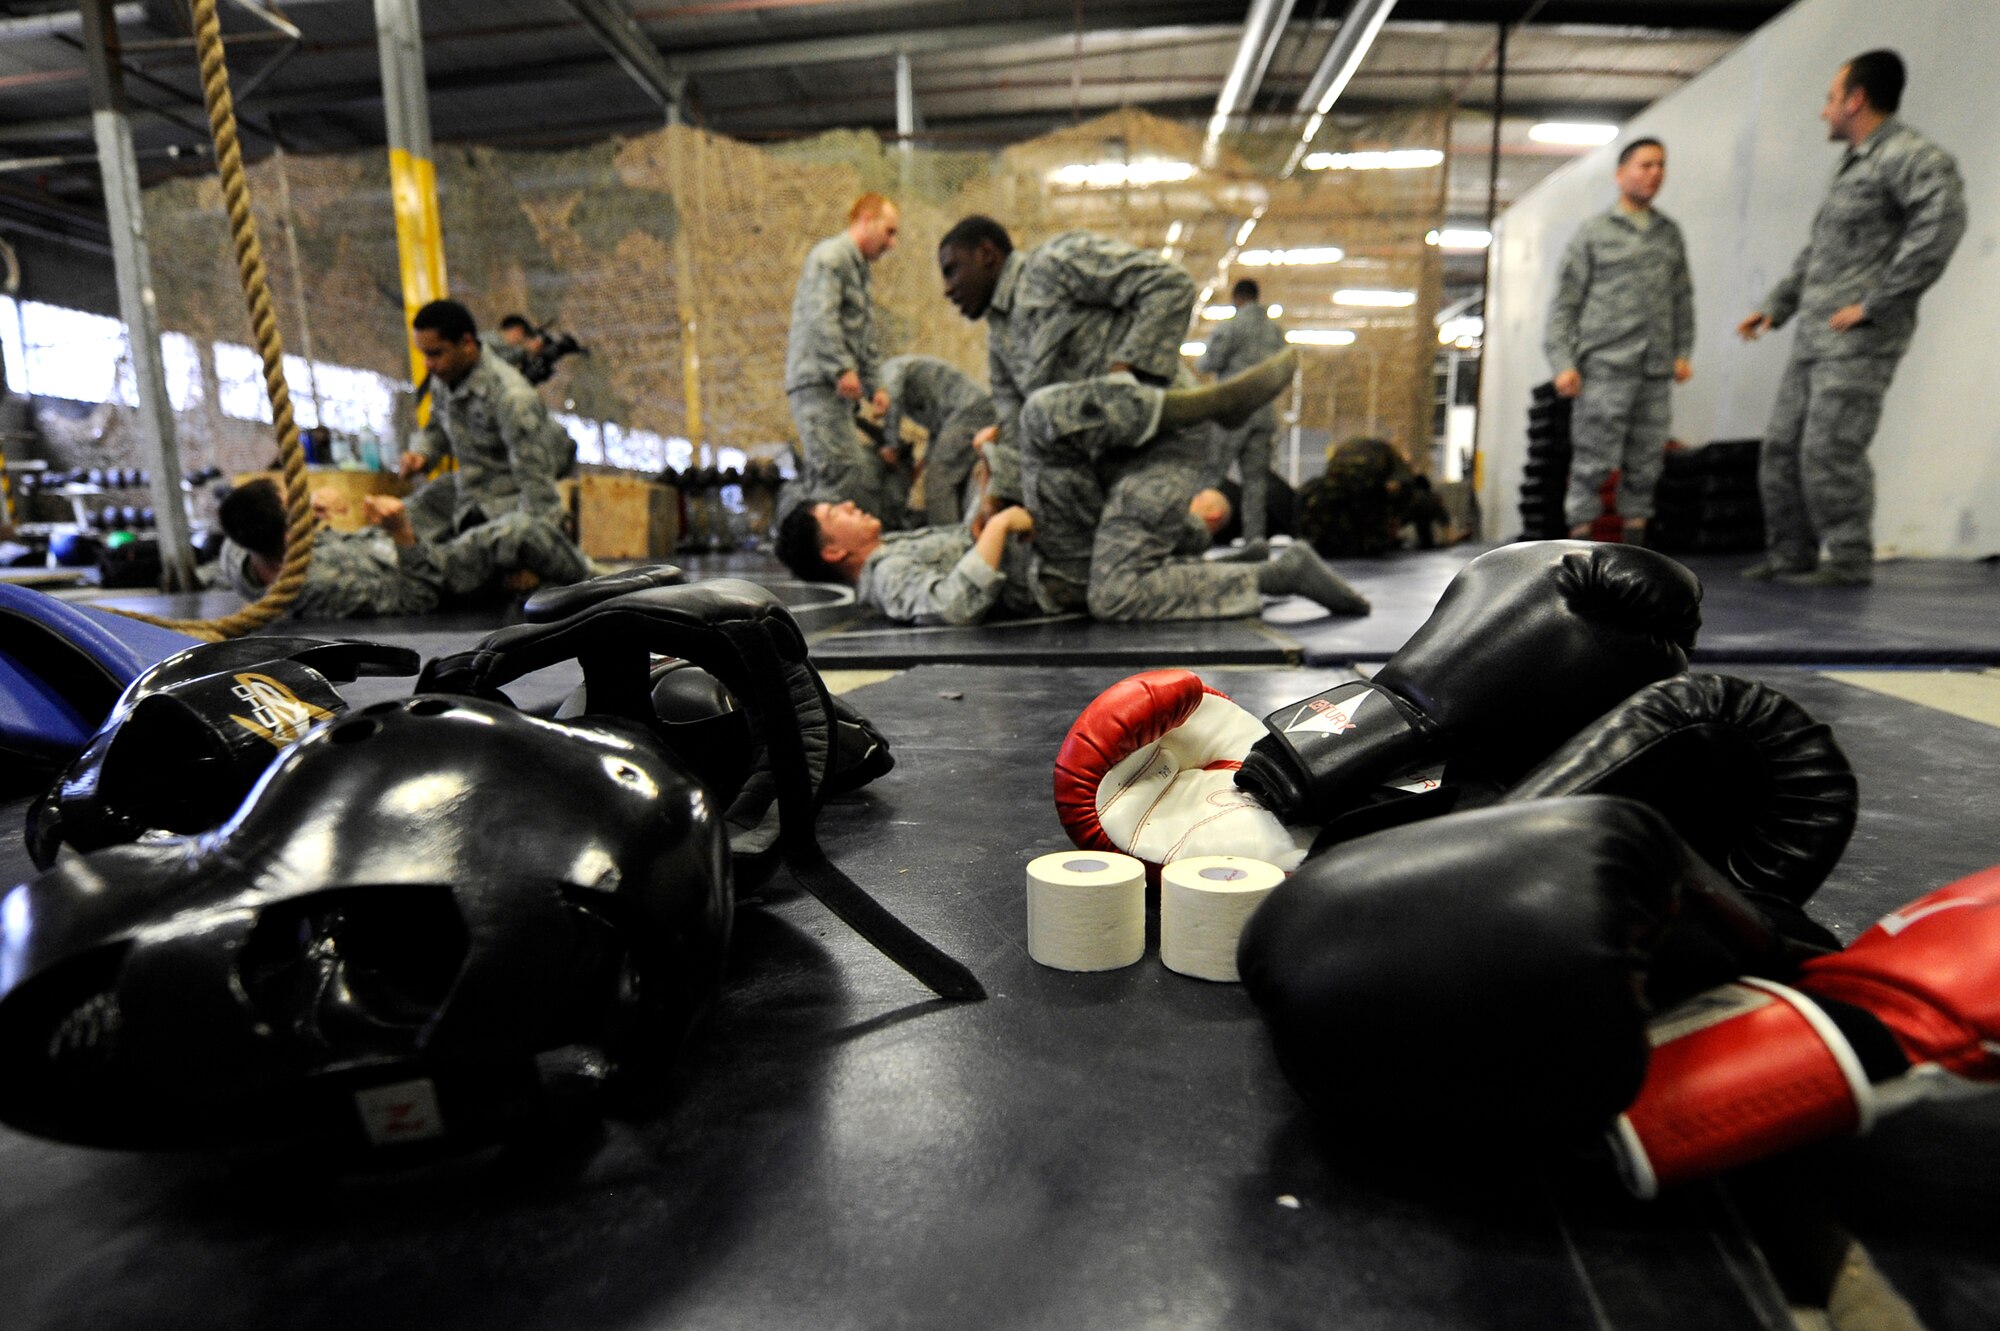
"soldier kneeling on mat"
217,477,590,619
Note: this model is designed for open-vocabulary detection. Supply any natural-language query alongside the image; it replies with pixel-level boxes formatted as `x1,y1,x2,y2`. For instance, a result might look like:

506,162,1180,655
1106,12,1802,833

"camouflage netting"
142,105,1447,477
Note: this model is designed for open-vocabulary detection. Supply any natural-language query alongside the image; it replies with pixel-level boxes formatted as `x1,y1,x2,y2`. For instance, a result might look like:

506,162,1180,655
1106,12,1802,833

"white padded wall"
1476,0,2000,558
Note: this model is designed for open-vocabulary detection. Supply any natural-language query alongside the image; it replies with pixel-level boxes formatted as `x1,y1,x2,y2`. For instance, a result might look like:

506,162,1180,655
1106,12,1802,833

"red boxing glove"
1055,670,1313,872
1612,864,2000,1197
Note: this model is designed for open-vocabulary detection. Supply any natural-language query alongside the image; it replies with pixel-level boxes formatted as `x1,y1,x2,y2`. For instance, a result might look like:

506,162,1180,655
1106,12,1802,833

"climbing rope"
109,0,313,641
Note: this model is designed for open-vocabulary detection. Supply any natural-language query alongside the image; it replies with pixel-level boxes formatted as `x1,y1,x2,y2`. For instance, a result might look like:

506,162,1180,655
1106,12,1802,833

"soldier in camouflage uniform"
784,194,906,525
775,499,1041,626
936,216,1364,623
1544,138,1694,546
773,488,1227,626
398,300,577,551
218,480,589,620
877,354,996,528
1198,278,1288,549
1298,438,1418,558
1738,50,1966,586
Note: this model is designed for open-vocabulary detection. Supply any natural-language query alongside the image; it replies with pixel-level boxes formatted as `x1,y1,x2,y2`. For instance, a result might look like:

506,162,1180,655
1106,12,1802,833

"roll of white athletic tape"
1160,855,1284,982
1026,850,1147,972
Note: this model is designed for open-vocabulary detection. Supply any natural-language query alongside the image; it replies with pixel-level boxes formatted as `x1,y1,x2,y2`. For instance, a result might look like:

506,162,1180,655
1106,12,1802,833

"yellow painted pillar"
669,125,704,457
375,0,446,420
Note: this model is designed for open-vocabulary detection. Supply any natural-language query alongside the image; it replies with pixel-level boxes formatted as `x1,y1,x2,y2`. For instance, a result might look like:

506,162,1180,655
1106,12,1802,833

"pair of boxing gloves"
1056,541,1999,1190
1233,796,2000,1197
1054,541,1837,895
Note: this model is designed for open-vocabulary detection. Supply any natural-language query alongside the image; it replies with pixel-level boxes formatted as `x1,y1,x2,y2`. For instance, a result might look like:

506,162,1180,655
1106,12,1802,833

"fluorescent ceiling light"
1047,160,1197,188
1164,221,1184,245
1237,246,1346,267
1267,304,1283,317
1437,316,1485,344
1201,305,1237,321
1180,341,1208,357
1333,289,1417,308
1426,228,1492,250
1303,149,1444,172
1234,218,1258,246
1528,122,1619,146
1287,329,1357,347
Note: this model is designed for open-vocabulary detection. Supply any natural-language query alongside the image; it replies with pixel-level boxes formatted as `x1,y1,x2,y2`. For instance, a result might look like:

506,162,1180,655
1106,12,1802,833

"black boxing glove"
1236,796,1829,1142
1235,541,1701,823
1500,672,1857,906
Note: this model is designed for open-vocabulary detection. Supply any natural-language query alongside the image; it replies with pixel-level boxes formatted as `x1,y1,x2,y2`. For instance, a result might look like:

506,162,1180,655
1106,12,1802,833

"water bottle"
358,426,382,472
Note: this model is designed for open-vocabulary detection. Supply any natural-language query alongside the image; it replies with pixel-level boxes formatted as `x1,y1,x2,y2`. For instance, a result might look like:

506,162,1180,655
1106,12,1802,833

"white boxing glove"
1054,670,1315,872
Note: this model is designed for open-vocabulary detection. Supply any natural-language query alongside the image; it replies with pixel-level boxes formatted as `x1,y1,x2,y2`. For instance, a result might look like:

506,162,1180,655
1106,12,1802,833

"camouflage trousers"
1760,355,1898,571
405,472,462,545
1018,376,1260,623
288,530,440,620
1209,410,1276,542
789,385,909,527
1566,370,1671,525
921,401,998,527
431,509,591,598
404,483,590,595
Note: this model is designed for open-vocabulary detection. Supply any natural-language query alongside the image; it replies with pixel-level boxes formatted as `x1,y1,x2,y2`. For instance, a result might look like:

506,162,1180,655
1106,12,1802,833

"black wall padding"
1649,439,1766,554
1516,383,1573,540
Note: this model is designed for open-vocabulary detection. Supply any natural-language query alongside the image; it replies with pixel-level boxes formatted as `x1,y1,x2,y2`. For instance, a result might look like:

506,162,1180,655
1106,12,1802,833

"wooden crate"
559,474,676,560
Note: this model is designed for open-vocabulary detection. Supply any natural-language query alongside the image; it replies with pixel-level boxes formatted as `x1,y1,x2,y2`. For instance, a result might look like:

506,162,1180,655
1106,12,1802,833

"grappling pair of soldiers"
778,216,1371,627
218,299,591,618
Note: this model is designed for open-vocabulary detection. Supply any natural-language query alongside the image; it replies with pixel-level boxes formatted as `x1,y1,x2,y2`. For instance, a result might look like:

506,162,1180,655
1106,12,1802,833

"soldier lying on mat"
774,478,1363,627
217,478,589,619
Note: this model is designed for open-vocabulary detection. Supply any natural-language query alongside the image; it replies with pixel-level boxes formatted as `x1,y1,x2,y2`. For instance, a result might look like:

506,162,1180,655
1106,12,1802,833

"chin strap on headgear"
420,577,984,1002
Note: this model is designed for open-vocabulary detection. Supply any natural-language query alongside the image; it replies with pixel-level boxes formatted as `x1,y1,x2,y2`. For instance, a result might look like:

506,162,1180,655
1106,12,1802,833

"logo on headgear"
229,671,335,747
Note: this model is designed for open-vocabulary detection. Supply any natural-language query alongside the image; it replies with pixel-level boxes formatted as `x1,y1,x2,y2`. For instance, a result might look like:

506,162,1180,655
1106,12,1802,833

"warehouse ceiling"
0,0,1791,291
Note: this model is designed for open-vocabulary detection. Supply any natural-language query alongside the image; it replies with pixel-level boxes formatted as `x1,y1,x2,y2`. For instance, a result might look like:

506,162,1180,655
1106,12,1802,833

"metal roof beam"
0,3,144,43
1202,0,1295,165
557,0,684,116
661,19,1080,75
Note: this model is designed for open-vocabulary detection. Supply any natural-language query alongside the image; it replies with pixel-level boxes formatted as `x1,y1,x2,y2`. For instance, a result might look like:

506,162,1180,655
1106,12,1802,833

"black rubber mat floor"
70,542,2000,669
1282,546,2000,667
1,661,1994,1329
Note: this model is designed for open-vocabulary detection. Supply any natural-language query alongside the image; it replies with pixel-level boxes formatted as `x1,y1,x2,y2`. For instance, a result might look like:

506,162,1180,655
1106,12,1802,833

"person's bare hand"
397,450,429,479
1188,487,1232,535
1737,313,1773,341
503,569,542,593
1673,358,1694,384
1553,368,1583,398
878,445,900,467
1827,303,1867,332
363,494,416,546
310,487,348,523
871,388,890,415
971,424,998,455
835,369,863,401
993,505,1034,537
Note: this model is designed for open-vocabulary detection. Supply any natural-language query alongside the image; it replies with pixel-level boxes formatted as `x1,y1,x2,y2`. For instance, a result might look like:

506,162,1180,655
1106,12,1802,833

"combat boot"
1159,349,1298,431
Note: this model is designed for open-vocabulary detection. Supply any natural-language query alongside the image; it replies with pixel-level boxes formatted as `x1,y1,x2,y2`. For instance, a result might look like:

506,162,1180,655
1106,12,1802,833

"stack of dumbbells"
1517,382,1572,540
1648,439,1765,555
